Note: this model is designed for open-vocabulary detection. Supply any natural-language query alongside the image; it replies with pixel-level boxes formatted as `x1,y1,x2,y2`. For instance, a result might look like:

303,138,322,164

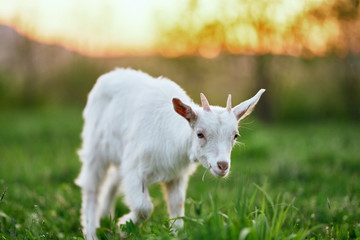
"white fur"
75,68,265,239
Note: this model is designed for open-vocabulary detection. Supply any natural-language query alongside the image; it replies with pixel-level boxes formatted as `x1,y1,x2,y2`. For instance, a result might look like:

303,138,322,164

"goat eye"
197,132,205,139
234,134,239,140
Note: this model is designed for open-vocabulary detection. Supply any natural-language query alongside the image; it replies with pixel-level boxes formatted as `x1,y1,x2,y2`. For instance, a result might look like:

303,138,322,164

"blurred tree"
15,33,40,106
339,1,360,121
250,2,274,121
309,0,360,120
343,54,360,120
254,55,273,121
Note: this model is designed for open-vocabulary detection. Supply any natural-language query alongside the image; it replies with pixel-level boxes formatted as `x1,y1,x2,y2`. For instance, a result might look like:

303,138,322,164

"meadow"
0,107,359,239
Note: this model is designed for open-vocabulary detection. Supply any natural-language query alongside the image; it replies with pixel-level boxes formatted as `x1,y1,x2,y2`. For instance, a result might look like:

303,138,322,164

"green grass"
0,108,359,239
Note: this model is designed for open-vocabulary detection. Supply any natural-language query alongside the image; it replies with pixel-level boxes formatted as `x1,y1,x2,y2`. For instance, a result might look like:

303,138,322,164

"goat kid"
75,68,265,239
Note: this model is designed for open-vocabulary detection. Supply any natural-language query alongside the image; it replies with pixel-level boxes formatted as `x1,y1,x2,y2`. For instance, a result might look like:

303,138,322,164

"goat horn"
200,93,211,112
226,94,231,111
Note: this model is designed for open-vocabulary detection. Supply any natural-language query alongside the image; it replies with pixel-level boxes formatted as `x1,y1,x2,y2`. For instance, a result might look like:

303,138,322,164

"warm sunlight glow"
0,0,159,56
0,0,359,57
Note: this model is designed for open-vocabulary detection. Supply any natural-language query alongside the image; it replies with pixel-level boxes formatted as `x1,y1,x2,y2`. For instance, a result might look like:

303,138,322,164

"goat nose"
217,161,229,172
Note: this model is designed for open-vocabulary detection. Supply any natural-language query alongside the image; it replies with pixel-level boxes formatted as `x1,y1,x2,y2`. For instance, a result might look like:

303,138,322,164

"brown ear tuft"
172,98,197,123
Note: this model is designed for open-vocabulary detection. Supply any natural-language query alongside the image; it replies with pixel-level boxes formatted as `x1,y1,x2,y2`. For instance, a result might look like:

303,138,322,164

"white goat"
75,68,265,239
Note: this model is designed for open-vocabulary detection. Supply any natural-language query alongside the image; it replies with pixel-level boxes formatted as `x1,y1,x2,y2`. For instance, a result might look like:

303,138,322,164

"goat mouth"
209,166,228,178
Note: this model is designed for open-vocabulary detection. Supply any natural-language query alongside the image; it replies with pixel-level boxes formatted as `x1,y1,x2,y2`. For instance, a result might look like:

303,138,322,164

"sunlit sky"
0,0,358,58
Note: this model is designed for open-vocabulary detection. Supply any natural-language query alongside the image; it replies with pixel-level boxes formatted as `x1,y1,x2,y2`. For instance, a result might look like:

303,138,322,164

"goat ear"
233,89,265,121
172,98,197,123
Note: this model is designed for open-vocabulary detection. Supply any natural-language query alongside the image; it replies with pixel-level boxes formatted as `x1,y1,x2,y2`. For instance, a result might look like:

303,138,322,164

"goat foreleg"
118,171,154,226
164,175,189,229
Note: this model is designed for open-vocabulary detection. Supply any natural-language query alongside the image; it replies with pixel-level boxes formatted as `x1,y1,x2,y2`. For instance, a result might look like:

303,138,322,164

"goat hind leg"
98,165,120,219
76,161,107,240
